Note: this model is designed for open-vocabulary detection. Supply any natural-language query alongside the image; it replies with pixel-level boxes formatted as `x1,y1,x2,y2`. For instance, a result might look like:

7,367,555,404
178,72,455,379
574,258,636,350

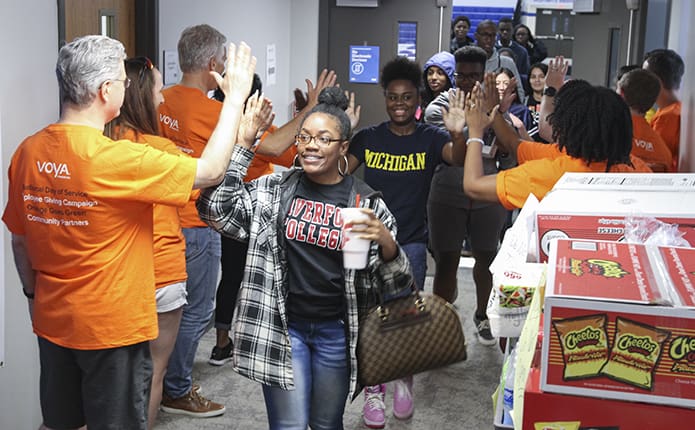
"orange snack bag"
601,317,670,390
552,314,609,379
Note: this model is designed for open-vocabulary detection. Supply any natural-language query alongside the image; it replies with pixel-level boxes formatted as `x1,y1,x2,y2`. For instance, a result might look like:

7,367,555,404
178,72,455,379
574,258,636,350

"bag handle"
375,285,426,322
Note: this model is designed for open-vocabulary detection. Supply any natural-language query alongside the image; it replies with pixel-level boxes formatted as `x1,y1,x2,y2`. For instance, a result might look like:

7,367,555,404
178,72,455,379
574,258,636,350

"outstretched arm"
462,83,501,203
538,56,568,142
441,88,468,166
195,42,256,189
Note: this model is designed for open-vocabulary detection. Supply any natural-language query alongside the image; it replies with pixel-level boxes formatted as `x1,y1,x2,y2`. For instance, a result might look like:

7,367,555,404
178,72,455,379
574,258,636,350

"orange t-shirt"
2,124,197,349
119,129,189,289
649,101,681,169
159,87,297,224
496,141,652,209
631,114,673,172
159,85,220,228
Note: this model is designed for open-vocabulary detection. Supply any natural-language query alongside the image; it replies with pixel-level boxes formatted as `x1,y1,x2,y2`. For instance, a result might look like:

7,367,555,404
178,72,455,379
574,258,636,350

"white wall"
669,0,693,172
0,1,59,428
290,0,320,119
159,0,319,126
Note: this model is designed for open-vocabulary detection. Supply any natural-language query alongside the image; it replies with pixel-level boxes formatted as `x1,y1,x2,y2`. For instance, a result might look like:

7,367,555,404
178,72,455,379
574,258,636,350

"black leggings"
215,235,248,330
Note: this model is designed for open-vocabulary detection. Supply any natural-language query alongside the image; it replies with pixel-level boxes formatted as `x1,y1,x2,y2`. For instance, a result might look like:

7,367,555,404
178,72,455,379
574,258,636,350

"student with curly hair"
347,56,467,428
462,72,652,210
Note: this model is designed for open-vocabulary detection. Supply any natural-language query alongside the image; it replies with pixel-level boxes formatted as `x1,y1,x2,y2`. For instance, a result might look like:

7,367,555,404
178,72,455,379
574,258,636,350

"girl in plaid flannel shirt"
198,88,413,429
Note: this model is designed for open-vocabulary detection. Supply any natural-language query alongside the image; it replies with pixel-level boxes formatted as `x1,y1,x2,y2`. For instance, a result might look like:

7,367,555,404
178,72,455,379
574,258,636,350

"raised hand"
465,83,496,137
545,55,569,90
237,91,275,148
293,88,309,113
345,90,361,131
499,76,517,114
442,88,466,134
481,72,499,114
305,69,338,110
213,42,257,106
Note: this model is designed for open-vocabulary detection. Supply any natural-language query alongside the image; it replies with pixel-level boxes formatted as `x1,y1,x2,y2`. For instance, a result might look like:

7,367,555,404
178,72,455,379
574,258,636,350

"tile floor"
155,260,505,429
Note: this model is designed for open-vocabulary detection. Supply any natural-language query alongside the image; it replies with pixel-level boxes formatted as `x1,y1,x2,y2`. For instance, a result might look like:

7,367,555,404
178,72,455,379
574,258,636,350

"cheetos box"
541,239,695,408
535,187,695,262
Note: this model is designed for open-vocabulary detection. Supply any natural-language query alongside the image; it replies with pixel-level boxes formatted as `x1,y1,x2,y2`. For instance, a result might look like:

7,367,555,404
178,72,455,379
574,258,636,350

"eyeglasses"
130,56,154,82
112,77,132,89
295,133,342,147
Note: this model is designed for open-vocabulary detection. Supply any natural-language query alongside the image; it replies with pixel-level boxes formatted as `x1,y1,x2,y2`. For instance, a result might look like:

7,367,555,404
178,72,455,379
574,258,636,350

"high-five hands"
213,42,257,106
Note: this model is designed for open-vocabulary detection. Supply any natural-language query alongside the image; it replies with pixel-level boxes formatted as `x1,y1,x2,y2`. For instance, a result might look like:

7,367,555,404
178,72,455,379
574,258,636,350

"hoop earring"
338,155,349,176
293,154,302,169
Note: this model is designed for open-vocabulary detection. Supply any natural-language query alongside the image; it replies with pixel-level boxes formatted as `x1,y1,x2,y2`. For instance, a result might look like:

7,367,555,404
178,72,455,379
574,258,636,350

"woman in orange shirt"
461,74,651,209
106,57,189,429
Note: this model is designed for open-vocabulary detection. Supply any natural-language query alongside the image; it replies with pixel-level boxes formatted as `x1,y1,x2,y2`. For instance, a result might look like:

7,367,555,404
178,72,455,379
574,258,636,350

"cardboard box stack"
534,173,695,262
542,239,695,408
519,174,695,429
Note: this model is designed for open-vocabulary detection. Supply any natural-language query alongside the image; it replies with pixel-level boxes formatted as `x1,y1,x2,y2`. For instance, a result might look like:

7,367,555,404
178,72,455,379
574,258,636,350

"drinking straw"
355,193,360,208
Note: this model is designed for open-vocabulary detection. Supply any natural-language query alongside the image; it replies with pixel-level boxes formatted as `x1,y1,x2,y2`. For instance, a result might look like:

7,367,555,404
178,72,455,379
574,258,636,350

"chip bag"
552,314,609,380
600,317,670,390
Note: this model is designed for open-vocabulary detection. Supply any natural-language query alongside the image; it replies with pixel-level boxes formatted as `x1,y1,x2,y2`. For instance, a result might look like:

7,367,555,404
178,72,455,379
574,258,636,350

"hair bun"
317,87,348,110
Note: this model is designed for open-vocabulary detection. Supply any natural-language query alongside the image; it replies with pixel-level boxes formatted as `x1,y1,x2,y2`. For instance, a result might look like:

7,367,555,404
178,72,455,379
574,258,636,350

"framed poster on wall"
349,45,380,84
397,21,417,60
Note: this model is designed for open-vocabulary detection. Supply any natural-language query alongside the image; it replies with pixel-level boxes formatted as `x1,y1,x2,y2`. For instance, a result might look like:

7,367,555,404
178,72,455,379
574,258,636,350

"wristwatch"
543,86,557,97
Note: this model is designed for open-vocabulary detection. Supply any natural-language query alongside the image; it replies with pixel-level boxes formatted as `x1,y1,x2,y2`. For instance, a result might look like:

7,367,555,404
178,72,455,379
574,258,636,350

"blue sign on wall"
349,45,380,84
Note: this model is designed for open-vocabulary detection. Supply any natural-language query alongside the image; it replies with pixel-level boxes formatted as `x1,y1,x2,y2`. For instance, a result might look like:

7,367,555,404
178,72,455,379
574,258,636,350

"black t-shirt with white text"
285,174,353,321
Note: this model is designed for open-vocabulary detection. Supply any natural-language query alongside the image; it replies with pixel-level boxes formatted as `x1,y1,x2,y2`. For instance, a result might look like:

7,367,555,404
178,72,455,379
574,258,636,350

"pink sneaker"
393,376,414,419
363,384,386,429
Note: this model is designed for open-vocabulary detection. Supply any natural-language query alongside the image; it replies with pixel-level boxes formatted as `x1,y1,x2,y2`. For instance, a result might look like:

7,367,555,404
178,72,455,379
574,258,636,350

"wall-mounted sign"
163,50,181,86
349,45,380,84
397,21,417,61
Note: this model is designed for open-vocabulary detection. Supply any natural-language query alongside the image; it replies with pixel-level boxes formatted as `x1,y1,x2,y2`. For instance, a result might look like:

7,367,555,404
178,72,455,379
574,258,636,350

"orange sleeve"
497,155,593,209
496,158,561,209
517,140,563,164
244,126,298,181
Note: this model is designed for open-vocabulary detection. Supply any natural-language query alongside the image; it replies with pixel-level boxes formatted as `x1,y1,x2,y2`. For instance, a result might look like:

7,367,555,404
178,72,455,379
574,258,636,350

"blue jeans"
262,319,349,430
402,242,427,291
164,227,221,398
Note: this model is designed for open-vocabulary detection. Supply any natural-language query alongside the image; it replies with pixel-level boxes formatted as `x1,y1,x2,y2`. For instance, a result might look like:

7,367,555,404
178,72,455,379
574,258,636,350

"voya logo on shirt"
37,161,71,179
160,113,180,131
